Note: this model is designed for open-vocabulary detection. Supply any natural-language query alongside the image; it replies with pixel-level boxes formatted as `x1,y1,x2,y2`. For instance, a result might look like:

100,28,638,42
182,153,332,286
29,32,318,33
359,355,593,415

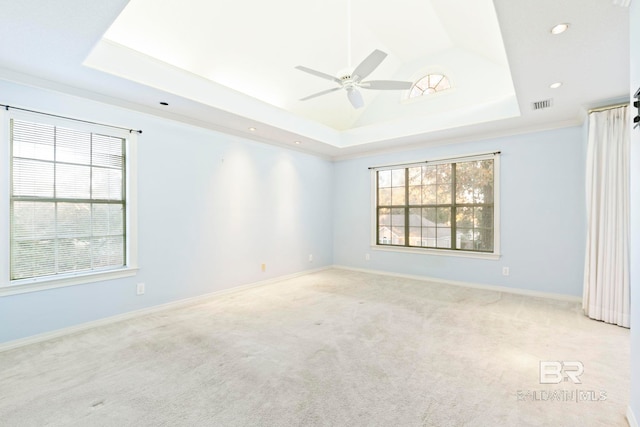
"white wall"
629,0,639,423
333,126,586,297
0,79,334,344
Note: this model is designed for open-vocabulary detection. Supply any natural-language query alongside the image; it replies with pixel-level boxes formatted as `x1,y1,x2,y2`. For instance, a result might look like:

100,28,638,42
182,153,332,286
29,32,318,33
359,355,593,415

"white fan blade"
346,88,364,109
295,66,342,84
352,50,387,82
300,87,341,101
361,80,413,90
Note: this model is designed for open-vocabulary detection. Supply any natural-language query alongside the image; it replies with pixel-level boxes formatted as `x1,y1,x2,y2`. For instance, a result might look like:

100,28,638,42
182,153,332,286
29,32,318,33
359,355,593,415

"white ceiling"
0,0,630,159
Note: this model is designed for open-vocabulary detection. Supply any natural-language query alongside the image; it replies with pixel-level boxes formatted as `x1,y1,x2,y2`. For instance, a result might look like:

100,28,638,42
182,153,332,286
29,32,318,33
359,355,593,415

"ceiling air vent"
532,99,553,110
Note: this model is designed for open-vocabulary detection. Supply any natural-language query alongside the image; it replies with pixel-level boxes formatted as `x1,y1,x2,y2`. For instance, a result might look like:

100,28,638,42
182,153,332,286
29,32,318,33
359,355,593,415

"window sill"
371,245,501,260
0,267,139,297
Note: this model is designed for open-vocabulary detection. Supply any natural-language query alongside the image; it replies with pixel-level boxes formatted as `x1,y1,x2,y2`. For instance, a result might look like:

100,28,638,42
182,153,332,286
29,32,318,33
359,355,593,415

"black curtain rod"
1,104,143,134
368,151,501,170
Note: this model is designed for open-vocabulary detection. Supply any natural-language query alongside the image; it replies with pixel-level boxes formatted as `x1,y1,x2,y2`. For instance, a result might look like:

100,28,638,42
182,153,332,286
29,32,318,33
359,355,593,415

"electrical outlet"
136,283,145,295
261,263,266,272
502,267,510,276
365,253,370,261
308,254,313,262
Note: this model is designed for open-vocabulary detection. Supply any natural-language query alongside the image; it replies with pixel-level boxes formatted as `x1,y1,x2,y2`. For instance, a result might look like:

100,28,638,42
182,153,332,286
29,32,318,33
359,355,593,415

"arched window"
408,74,451,99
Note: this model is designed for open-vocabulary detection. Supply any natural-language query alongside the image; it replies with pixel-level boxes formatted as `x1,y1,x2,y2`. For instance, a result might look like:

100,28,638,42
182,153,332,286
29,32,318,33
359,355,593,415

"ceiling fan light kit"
296,49,413,109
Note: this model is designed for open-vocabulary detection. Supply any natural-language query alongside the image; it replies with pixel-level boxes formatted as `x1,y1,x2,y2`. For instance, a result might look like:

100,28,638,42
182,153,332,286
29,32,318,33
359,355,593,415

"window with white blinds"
9,118,127,281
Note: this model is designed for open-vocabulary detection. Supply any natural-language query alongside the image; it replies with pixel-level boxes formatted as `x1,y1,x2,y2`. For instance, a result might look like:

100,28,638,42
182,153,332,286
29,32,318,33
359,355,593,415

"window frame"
0,109,138,296
408,74,452,99
370,153,500,260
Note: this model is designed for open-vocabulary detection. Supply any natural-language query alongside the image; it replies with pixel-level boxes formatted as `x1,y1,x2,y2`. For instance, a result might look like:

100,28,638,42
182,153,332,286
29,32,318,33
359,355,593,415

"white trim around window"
370,152,501,259
0,109,138,296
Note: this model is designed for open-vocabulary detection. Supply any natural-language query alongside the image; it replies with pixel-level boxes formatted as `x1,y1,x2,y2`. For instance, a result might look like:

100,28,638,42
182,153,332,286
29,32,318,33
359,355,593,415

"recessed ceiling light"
159,101,169,106
294,141,301,145
549,82,563,89
248,127,256,131
550,23,569,35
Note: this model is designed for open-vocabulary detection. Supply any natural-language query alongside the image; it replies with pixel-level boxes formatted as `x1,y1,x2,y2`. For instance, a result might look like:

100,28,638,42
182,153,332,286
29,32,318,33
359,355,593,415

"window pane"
422,227,436,247
12,120,54,161
457,228,474,250
391,226,405,245
409,208,422,226
475,160,494,203
391,188,405,205
456,162,474,204
456,160,494,204
475,228,494,252
408,186,421,205
409,227,421,246
422,207,437,225
378,170,391,188
436,184,451,204
92,134,124,168
422,185,436,205
93,204,124,236
429,74,443,88
408,167,422,185
92,236,125,268
58,238,92,273
422,166,437,185
57,127,90,165
456,207,474,229
435,76,451,91
475,206,493,229
11,201,56,240
57,203,91,238
378,208,391,226
10,240,56,280
391,169,405,187
437,228,452,248
378,227,392,245
12,159,54,197
436,207,451,227
92,167,122,200
56,163,91,199
378,188,391,206
391,208,405,226
415,77,429,91
437,164,451,184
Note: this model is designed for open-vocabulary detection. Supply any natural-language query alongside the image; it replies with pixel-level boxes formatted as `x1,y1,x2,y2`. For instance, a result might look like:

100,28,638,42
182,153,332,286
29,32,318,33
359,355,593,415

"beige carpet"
0,269,630,426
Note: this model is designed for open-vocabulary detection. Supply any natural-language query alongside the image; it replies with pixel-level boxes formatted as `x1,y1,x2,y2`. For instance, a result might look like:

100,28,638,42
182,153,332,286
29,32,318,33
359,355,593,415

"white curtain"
583,105,630,327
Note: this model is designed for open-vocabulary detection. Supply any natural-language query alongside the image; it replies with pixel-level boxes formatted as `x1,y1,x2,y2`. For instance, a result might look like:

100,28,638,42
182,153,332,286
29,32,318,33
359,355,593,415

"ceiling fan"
295,49,413,109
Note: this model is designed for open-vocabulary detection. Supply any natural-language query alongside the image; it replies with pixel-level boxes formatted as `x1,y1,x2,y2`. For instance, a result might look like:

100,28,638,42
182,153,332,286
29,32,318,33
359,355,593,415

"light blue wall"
0,80,334,343
629,0,639,422
333,126,586,297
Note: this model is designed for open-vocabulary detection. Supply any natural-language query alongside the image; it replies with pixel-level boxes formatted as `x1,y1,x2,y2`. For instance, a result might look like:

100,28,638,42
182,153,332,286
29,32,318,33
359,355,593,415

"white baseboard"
0,266,331,353
629,406,639,427
332,265,582,303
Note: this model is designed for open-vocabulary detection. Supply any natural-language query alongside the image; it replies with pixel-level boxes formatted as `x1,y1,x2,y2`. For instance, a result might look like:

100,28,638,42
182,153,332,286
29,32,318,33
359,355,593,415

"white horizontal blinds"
10,119,126,280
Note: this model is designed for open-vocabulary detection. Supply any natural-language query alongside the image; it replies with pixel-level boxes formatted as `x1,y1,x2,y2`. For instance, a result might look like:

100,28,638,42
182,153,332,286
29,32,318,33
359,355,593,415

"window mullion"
404,168,409,247
451,163,457,250
122,137,127,266
53,125,59,274
89,133,94,270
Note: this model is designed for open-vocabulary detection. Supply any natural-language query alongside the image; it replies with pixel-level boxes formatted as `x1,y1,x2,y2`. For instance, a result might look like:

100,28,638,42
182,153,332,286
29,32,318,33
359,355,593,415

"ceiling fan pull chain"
347,0,352,69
